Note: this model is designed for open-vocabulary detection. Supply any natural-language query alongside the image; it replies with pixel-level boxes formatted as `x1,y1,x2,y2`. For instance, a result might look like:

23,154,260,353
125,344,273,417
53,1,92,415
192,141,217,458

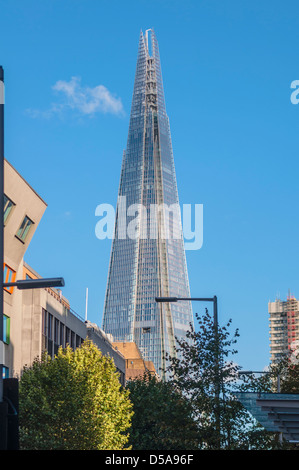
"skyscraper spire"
102,30,193,376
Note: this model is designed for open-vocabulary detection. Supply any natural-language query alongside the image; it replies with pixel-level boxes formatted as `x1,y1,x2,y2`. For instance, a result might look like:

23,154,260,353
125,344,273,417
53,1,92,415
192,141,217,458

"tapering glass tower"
102,29,193,375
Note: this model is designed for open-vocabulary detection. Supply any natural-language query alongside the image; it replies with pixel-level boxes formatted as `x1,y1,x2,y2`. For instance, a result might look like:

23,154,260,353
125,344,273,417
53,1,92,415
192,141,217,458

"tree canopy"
126,372,200,450
164,309,291,449
18,314,299,450
19,340,133,450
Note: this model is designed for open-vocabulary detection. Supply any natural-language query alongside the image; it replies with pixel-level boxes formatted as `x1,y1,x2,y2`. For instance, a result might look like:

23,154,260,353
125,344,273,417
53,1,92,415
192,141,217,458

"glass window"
71,331,75,349
42,308,47,336
3,264,16,294
76,335,81,348
16,215,34,242
2,366,9,379
54,318,59,344
3,314,10,344
48,338,53,358
65,327,70,346
48,313,53,340
60,324,65,347
3,194,15,223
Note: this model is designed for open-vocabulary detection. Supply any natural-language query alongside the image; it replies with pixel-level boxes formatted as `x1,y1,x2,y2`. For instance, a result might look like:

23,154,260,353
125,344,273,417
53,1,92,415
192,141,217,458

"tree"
277,350,299,393
164,309,284,450
235,356,299,450
126,372,200,450
19,340,133,450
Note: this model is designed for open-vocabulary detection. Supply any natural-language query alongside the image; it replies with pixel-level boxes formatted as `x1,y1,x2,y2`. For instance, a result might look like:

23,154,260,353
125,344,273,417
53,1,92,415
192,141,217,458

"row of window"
4,194,34,242
42,308,84,359
1,308,85,378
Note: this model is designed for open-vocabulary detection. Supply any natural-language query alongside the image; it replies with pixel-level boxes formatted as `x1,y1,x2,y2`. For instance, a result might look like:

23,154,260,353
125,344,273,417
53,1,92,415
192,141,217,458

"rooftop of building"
112,341,157,380
5,158,47,207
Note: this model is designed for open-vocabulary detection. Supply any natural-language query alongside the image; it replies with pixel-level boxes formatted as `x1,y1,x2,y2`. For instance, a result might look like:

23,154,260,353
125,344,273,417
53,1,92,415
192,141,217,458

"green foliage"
19,340,133,450
126,372,200,450
235,357,299,450
277,352,299,394
164,309,286,450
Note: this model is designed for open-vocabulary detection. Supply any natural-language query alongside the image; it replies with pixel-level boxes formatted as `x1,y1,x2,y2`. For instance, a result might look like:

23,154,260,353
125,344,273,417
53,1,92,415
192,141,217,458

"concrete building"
2,159,125,384
269,294,299,363
113,341,157,381
3,159,47,378
86,322,126,385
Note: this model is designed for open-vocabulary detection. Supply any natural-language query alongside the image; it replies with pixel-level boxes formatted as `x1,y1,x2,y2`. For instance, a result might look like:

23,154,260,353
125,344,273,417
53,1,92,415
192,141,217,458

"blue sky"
1,0,299,371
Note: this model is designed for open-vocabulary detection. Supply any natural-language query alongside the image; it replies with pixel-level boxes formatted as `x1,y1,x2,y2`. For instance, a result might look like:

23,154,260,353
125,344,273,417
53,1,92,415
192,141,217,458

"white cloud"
26,76,124,119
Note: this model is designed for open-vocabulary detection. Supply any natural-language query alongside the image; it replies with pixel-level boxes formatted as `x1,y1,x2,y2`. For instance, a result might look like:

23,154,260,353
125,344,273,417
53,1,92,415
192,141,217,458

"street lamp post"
3,278,65,291
0,64,6,451
0,65,65,450
0,67,4,406
155,295,221,446
155,296,218,332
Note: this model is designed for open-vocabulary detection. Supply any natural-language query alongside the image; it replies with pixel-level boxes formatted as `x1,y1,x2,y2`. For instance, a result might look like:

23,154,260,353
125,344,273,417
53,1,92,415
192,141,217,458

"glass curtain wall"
103,30,193,376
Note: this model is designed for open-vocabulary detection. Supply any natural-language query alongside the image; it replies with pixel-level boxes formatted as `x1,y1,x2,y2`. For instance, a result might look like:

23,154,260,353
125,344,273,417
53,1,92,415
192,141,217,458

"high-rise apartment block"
102,30,193,375
269,294,299,363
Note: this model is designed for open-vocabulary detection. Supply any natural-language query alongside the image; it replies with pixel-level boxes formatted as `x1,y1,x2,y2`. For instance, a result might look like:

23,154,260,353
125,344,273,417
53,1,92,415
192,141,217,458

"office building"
2,159,126,383
3,158,47,377
102,29,193,376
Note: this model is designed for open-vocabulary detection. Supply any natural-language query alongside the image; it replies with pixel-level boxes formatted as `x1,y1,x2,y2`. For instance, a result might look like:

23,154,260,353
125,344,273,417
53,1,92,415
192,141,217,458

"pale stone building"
3,159,47,377
2,159,125,383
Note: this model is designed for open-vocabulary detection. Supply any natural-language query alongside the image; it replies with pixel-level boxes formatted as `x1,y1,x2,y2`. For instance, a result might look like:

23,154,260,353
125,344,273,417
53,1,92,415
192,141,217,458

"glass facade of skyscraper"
102,29,193,375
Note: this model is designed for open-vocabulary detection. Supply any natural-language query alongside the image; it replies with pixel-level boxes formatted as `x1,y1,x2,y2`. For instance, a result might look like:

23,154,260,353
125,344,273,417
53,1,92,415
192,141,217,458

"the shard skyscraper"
102,29,193,375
